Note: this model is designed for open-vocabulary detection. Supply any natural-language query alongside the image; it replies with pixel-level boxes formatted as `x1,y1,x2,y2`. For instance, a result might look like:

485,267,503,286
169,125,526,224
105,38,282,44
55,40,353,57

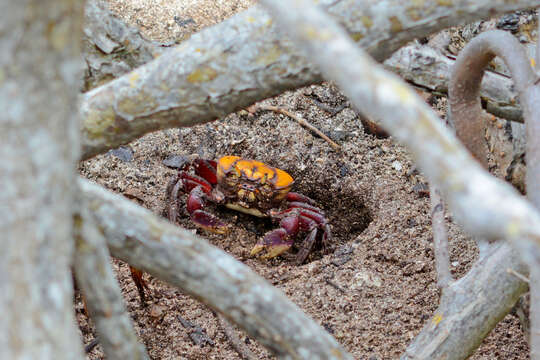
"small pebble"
391,160,403,172
108,146,133,162
163,154,189,169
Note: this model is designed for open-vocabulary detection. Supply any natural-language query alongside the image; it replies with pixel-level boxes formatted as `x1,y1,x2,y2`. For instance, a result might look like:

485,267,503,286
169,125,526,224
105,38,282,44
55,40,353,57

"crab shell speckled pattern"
216,155,294,217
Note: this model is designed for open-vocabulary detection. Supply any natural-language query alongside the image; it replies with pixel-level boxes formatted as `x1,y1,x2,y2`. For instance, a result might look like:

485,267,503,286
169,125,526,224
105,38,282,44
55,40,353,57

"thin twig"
307,97,347,116
85,338,99,354
256,104,341,151
325,277,347,294
430,185,453,289
507,268,530,283
73,199,149,360
216,313,258,360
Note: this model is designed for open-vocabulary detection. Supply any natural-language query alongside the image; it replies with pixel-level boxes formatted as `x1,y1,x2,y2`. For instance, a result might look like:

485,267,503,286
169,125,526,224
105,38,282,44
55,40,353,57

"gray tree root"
448,27,540,358
403,243,528,359
79,178,352,360
83,0,167,90
430,186,453,289
73,201,149,360
385,43,523,123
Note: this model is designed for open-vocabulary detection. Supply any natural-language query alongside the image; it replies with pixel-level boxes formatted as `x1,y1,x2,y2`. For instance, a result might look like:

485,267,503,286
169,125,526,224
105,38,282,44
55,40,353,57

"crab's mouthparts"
237,188,258,203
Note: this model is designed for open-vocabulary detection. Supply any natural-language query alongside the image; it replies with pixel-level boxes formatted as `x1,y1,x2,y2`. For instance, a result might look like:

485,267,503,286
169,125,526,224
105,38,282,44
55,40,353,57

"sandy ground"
77,1,529,359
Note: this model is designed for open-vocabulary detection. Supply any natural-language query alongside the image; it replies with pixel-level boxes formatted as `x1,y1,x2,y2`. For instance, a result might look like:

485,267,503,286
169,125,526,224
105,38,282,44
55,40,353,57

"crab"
167,155,332,264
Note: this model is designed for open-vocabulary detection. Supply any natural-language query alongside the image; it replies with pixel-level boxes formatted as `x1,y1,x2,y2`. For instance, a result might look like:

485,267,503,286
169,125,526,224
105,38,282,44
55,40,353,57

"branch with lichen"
429,186,453,290
404,243,528,359
82,0,167,91
79,0,540,159
79,178,352,360
257,0,540,358
73,199,149,360
385,43,523,123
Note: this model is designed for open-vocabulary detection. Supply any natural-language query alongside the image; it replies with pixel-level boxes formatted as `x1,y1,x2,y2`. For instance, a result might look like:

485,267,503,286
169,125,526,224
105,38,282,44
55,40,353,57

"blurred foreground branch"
73,200,149,360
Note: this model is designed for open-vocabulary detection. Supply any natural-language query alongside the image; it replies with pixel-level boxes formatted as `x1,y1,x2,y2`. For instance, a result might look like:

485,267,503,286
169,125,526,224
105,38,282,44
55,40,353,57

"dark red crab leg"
129,266,150,303
180,172,213,193
286,192,316,204
191,209,229,234
186,186,229,234
168,172,212,222
295,227,318,265
251,215,299,259
193,159,218,185
254,201,332,262
287,201,325,214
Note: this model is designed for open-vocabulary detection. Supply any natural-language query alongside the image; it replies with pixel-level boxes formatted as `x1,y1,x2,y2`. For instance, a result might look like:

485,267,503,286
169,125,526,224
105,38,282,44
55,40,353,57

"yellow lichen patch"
389,16,403,33
160,82,170,92
360,16,373,29
129,73,140,87
436,0,452,6
148,217,165,239
350,32,364,42
302,25,332,41
246,16,256,23
531,58,536,69
506,220,521,238
186,67,218,83
377,77,415,105
432,313,443,326
331,348,344,359
84,106,116,140
47,19,70,51
117,90,158,115
406,8,421,21
256,45,282,66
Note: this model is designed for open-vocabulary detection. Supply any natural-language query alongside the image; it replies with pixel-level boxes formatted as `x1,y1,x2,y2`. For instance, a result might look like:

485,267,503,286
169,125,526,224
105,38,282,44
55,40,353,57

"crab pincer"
250,216,299,259
187,186,229,234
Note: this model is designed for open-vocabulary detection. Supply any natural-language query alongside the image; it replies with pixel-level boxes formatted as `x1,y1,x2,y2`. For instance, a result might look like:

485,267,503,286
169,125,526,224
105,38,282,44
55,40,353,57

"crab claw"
250,228,294,259
191,209,229,234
